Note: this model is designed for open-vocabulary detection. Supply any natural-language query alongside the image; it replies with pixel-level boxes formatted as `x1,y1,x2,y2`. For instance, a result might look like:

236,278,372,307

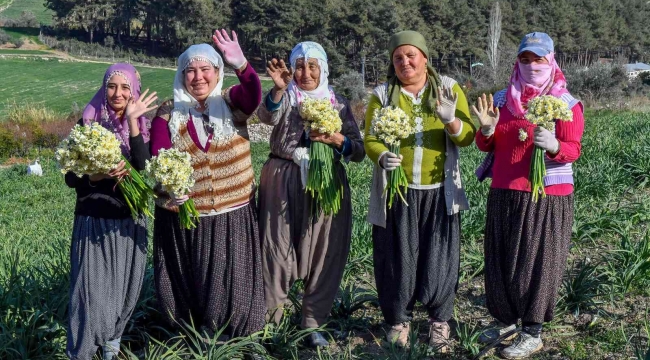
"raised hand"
435,86,458,124
125,89,158,123
212,29,247,70
472,93,500,136
267,58,293,91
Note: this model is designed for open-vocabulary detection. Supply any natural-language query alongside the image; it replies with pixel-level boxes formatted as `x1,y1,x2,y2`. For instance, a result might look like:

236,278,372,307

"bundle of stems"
306,142,343,215
529,144,547,203
386,144,409,208
116,155,156,219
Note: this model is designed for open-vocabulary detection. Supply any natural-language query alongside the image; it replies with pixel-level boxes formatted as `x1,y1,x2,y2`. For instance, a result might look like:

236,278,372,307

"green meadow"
0,0,55,25
0,58,275,117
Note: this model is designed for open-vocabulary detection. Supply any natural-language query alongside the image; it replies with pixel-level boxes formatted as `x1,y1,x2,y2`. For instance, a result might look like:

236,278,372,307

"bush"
104,36,115,48
19,11,38,28
0,102,75,158
0,29,10,44
564,62,628,104
5,101,61,124
0,126,25,158
334,71,367,102
12,38,24,48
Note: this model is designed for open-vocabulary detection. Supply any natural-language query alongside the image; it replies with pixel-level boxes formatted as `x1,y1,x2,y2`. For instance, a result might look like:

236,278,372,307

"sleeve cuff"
265,92,282,112
448,120,464,137
335,136,352,157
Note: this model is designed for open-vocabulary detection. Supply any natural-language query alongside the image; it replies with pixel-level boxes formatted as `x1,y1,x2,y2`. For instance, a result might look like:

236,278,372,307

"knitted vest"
171,123,254,213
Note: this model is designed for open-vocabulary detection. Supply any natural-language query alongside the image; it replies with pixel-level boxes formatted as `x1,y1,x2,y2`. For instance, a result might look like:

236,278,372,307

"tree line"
44,0,650,80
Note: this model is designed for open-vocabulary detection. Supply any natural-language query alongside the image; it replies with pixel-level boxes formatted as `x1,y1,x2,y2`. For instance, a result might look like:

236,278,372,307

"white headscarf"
169,44,235,143
287,41,336,107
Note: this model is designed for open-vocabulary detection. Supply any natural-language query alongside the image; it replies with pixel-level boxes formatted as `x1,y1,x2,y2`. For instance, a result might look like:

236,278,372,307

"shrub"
104,35,115,48
12,38,24,48
639,72,650,86
5,101,61,124
0,102,75,158
19,11,38,28
0,126,25,158
334,71,367,103
0,29,10,44
564,62,628,104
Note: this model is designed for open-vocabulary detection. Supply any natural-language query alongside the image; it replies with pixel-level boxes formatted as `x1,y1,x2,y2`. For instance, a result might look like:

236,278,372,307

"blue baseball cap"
518,32,554,56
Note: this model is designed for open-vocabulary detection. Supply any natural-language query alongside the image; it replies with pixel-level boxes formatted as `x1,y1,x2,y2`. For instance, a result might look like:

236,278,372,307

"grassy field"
0,58,273,117
0,26,43,44
0,48,47,54
2,107,650,359
0,0,55,25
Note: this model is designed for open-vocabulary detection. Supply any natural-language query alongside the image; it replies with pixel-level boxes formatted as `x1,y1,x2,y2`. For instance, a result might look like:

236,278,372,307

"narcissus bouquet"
522,95,573,202
299,98,343,215
145,148,200,229
56,123,154,218
371,106,417,208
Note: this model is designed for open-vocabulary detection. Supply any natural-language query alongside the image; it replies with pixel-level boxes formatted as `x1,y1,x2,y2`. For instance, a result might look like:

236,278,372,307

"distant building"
625,62,650,79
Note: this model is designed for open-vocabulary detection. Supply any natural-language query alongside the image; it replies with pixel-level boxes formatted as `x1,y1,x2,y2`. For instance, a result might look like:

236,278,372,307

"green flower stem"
386,144,409,208
529,146,547,203
179,199,200,229
118,155,156,219
306,142,343,215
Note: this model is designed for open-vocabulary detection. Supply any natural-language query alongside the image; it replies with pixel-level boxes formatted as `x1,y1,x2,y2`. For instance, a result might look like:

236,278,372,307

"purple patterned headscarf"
82,63,151,155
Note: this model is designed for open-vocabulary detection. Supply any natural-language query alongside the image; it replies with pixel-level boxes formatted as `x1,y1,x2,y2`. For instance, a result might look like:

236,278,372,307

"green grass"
0,58,273,117
0,0,55,25
0,26,42,44
0,48,47,54
2,105,650,358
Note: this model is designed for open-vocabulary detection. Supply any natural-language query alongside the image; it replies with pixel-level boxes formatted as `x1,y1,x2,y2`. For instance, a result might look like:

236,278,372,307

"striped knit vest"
164,123,255,214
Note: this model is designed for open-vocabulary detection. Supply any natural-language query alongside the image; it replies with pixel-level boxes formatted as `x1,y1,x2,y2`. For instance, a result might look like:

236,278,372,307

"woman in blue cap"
472,32,584,359
256,41,365,347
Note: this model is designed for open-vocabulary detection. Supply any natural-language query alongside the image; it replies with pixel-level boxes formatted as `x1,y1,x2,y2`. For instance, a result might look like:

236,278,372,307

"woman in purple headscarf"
64,63,158,360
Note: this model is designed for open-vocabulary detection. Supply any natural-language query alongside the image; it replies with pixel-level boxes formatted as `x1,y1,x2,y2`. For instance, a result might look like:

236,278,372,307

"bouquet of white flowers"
371,106,417,208
522,95,573,202
145,148,200,229
56,123,154,218
299,98,344,215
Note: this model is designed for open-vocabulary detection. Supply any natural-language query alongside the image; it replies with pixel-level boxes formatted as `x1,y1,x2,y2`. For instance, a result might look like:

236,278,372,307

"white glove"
169,191,189,206
379,152,403,171
472,93,500,136
292,147,310,188
533,127,560,154
435,86,458,125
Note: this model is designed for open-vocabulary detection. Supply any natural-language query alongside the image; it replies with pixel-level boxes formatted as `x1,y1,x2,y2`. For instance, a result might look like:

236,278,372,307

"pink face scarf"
505,53,568,118
82,63,151,155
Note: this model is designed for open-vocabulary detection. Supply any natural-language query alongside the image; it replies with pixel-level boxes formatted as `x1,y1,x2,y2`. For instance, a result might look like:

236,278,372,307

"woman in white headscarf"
149,29,265,338
256,41,365,347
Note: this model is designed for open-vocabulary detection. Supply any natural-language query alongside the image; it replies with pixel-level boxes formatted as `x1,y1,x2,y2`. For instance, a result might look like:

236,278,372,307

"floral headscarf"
82,63,150,155
506,53,569,118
